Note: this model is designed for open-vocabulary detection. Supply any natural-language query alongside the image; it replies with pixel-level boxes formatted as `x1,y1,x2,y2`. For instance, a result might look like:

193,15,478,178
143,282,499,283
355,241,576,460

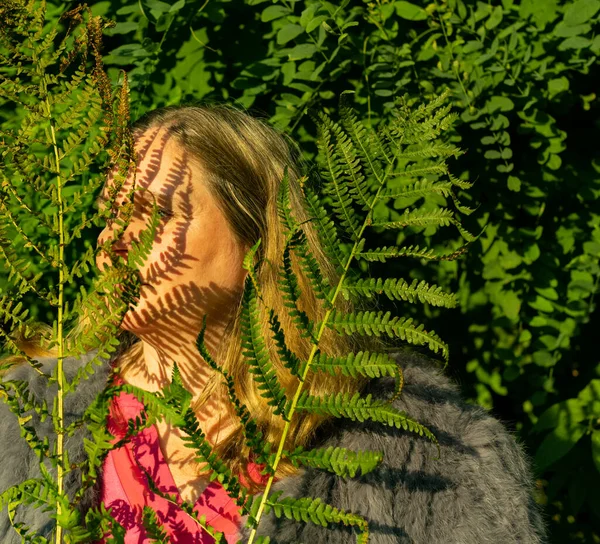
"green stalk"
45,93,66,544
246,154,395,543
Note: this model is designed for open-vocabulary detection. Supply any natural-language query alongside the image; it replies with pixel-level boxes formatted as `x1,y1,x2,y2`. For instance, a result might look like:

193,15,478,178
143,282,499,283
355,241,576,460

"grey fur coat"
0,347,547,543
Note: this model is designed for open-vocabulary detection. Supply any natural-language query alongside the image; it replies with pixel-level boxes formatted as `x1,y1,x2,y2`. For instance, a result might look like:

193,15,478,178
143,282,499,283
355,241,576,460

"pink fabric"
99,375,267,543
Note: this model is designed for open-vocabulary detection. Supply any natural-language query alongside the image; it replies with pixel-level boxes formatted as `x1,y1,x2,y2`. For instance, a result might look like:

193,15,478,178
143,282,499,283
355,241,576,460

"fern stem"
246,143,396,544
45,91,66,544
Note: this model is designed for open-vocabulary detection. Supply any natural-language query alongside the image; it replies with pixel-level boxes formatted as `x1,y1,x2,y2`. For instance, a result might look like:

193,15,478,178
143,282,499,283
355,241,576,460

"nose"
96,220,133,271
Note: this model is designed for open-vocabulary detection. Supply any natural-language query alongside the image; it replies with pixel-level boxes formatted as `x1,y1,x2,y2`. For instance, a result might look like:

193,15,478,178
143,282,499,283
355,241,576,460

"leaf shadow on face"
95,126,247,401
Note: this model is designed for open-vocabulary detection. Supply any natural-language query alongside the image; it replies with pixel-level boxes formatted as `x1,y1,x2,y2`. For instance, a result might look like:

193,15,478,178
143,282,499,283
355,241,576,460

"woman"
0,104,547,543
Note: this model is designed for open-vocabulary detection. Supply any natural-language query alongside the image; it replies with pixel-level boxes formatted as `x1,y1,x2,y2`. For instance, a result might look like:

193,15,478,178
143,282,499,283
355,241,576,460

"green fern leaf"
288,445,383,478
265,493,369,540
316,111,362,238
267,308,302,377
371,207,476,243
0,381,50,460
290,228,333,307
320,109,373,210
126,197,161,271
242,238,263,299
355,243,470,263
339,104,386,185
179,404,246,503
342,277,457,308
375,179,453,202
196,316,272,467
276,166,299,233
141,506,170,542
296,391,438,445
241,276,289,417
325,309,449,363
279,229,316,341
301,183,347,274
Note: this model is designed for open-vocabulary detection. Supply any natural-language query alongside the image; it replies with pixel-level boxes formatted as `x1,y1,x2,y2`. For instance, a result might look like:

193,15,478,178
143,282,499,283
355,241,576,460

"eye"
157,208,172,219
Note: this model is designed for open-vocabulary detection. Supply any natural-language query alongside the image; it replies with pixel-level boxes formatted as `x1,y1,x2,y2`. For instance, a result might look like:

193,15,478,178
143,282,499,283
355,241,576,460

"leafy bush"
1,0,599,541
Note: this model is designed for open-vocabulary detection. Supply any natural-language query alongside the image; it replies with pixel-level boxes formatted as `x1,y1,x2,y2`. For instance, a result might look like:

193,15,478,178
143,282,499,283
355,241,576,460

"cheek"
188,224,246,281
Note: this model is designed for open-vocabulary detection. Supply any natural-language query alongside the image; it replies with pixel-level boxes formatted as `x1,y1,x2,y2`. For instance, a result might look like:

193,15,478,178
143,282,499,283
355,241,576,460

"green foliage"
206,90,464,542
80,0,596,538
288,445,383,478
0,1,157,541
1,0,598,541
252,491,371,543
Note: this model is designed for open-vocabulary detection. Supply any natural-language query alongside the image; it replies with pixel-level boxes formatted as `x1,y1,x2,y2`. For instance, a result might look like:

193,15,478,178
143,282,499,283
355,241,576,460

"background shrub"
1,0,598,541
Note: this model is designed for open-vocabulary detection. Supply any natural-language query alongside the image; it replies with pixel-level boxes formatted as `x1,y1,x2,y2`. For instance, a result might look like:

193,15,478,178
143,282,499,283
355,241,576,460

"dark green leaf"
261,5,291,22
535,424,585,470
394,1,428,20
277,24,304,45
592,431,600,475
558,36,592,49
564,0,600,26
287,44,317,60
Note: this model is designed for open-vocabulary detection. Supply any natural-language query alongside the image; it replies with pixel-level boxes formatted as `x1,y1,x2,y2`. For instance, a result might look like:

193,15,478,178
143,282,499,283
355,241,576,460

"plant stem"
45,92,66,544
246,143,395,543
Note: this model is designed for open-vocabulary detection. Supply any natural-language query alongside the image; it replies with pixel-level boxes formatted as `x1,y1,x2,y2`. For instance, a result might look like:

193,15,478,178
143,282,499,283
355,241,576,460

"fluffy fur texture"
0,348,547,543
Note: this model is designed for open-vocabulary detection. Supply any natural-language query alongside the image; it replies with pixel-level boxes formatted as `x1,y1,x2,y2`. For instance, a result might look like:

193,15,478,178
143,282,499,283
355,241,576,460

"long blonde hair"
1,103,394,480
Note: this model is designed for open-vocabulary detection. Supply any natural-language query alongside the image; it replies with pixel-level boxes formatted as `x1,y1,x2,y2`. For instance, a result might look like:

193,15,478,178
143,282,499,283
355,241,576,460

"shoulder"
0,348,117,541
253,349,547,543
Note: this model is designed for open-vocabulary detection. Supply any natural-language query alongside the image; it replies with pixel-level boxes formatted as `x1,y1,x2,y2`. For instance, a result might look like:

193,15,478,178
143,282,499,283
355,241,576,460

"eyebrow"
94,189,176,209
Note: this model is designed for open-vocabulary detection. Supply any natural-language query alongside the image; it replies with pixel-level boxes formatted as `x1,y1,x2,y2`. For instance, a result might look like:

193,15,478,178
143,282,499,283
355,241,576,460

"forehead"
102,125,202,205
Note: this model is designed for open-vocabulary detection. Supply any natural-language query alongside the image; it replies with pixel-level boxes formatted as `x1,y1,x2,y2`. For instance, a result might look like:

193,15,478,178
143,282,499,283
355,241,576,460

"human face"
95,126,248,346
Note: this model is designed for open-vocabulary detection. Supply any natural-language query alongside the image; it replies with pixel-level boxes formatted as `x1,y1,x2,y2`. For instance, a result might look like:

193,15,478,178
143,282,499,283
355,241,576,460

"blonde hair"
1,103,394,483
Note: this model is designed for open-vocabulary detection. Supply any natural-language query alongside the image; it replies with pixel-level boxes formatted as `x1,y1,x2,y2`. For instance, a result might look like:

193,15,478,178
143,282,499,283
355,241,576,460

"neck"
116,323,236,443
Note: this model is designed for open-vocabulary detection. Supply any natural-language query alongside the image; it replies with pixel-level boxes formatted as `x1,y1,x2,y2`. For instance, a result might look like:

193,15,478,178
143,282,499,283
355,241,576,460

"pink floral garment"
99,375,266,544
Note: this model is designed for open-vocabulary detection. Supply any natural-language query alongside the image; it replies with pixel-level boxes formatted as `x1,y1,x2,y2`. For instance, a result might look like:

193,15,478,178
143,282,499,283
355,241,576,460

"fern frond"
0,477,59,518
138,465,226,542
339,104,386,185
325,112,373,211
0,235,49,299
342,277,457,308
296,391,437,445
390,141,460,161
0,199,52,266
288,445,383,478
265,492,369,541
302,183,347,274
241,277,289,417
0,172,55,231
63,337,121,392
276,166,299,233
196,317,272,467
83,502,127,543
267,309,302,377
179,404,246,504
310,348,399,376
242,239,263,300
311,348,405,402
392,163,449,180
105,383,186,427
141,506,170,543
371,207,476,242
57,98,103,161
125,199,161,271
290,228,333,308
375,179,453,202
316,111,362,238
65,245,96,281
0,295,40,347
279,229,316,341
325,309,449,363
356,243,470,263
0,380,50,460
